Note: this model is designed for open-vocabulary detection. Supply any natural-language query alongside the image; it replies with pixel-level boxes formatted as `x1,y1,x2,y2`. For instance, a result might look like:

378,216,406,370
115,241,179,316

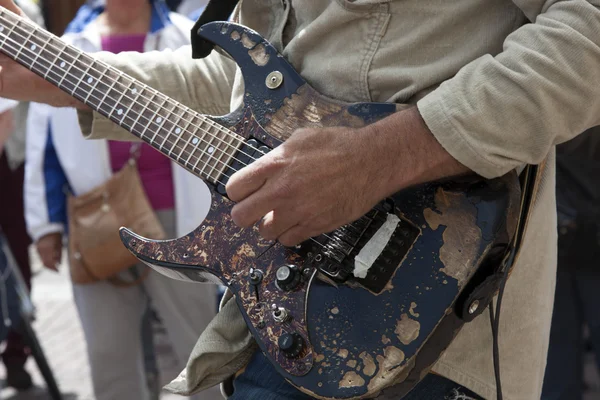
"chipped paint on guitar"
119,22,521,399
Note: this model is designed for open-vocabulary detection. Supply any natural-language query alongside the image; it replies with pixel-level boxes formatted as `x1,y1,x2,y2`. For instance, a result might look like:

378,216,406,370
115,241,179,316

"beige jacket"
77,0,600,398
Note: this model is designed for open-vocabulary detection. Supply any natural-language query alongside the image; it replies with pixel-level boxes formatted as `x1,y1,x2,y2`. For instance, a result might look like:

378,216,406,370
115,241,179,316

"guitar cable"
487,164,539,400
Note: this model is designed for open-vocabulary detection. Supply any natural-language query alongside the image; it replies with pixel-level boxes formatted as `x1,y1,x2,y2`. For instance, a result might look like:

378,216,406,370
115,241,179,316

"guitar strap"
190,0,240,60
488,162,545,400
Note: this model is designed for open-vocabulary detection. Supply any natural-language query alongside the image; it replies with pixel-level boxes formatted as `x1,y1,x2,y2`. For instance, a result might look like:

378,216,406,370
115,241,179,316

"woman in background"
24,1,218,399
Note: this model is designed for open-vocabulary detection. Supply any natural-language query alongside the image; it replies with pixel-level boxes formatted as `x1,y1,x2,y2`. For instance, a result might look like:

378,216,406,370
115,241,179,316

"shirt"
77,0,600,398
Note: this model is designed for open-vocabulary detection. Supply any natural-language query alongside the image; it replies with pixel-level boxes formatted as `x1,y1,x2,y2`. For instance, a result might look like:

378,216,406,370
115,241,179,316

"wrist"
363,106,470,196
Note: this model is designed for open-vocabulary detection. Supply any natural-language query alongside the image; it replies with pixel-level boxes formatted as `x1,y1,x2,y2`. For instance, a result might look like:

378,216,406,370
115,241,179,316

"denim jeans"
541,218,600,400
230,351,483,400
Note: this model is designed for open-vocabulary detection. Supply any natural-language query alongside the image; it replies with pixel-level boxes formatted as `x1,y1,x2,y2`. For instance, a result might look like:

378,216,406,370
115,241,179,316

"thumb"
0,1,23,16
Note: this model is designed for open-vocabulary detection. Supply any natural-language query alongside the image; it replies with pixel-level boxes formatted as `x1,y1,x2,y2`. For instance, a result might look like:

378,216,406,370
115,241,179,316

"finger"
0,1,23,15
40,254,57,271
46,261,59,272
225,163,268,202
258,209,300,241
230,185,282,228
226,148,287,202
277,223,324,248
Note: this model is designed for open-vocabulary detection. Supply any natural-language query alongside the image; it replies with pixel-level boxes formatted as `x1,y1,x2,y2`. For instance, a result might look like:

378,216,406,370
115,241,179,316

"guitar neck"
0,8,243,185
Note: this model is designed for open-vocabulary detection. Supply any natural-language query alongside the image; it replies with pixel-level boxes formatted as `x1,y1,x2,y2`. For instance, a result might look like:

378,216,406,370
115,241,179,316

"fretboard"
0,8,244,185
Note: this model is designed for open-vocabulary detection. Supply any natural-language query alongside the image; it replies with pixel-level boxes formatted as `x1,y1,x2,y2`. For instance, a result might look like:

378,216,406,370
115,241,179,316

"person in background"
24,1,219,399
542,127,600,400
0,0,43,390
175,0,207,17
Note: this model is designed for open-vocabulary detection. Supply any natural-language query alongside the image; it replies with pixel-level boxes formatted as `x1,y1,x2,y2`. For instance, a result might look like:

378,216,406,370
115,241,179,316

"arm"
24,103,67,270
0,108,13,153
417,0,600,179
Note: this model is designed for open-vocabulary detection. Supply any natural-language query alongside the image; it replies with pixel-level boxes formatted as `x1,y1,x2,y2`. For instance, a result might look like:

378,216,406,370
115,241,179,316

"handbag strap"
108,267,151,288
129,142,142,163
75,252,150,288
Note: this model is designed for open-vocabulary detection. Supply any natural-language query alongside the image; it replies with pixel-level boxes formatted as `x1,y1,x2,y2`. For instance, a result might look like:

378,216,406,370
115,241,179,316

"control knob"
278,332,305,358
276,265,301,291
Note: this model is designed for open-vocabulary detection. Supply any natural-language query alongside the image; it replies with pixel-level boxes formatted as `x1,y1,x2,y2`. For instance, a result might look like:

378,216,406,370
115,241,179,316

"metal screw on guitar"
265,71,283,89
468,300,480,315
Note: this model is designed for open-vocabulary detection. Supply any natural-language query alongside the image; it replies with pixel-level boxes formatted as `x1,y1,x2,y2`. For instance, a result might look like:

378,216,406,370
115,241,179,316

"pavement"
0,248,599,400
0,249,194,400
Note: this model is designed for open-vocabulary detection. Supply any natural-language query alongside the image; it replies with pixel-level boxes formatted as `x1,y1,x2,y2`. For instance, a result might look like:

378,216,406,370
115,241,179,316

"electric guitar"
0,9,521,399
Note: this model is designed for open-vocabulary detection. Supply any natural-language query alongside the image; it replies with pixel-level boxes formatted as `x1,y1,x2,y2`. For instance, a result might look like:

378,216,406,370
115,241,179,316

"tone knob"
276,265,300,291
278,332,304,358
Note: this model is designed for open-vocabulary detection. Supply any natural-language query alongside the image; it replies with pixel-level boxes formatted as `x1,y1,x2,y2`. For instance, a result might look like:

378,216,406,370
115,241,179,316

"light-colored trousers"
71,210,220,400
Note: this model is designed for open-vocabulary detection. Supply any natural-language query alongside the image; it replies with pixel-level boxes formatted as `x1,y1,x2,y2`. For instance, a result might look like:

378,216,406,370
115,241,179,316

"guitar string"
0,22,252,185
0,12,269,168
0,15,359,253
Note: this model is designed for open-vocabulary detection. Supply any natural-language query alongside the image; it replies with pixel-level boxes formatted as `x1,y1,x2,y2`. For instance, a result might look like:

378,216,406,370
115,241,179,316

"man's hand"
0,109,13,153
226,107,469,247
36,232,63,272
0,1,81,107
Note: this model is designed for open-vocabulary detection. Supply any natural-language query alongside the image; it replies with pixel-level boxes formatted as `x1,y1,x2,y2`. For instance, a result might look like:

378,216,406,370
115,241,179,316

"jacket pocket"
335,0,393,13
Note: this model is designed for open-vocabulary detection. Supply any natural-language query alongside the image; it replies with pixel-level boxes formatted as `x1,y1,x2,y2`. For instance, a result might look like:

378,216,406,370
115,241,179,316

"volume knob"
276,265,301,291
278,332,305,358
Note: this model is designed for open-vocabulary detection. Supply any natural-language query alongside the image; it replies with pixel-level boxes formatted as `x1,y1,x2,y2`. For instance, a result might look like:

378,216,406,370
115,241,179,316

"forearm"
417,0,600,179
363,107,470,197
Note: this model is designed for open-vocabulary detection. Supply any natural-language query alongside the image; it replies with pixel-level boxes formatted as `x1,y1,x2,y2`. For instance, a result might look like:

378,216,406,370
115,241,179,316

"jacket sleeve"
77,46,237,141
417,0,600,179
24,103,69,241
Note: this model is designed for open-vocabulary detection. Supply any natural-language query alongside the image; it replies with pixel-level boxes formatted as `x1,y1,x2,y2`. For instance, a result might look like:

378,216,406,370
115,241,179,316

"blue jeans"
230,351,483,400
541,219,600,400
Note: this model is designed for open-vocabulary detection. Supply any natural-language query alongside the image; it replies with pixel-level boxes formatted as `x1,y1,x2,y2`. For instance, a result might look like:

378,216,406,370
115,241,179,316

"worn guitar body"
114,23,522,399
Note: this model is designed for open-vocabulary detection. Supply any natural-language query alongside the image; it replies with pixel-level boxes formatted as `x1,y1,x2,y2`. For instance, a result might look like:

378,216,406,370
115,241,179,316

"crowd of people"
0,1,221,399
0,0,598,399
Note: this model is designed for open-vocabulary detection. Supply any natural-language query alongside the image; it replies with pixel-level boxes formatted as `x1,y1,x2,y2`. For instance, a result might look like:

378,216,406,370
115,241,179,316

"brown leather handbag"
67,146,166,285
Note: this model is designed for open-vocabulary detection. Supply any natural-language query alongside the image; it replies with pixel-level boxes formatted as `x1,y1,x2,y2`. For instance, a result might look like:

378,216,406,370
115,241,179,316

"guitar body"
118,23,521,399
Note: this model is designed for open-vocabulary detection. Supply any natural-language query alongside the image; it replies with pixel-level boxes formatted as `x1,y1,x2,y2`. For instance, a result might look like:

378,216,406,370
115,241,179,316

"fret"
167,109,186,157
204,121,223,178
59,52,81,90
82,61,102,103
175,110,196,163
131,89,155,140
148,96,168,145
158,101,180,151
74,61,94,101
193,118,218,179
26,31,56,81
183,116,203,167
27,28,48,67
14,23,33,59
109,77,133,122
211,125,237,182
1,18,19,57
43,38,64,79
96,69,121,115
